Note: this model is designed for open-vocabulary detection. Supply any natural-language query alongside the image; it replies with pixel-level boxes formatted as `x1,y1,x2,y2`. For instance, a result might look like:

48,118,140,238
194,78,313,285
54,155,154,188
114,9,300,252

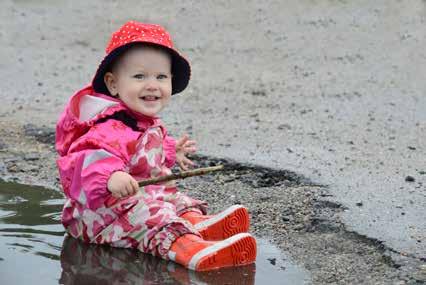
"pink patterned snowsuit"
56,86,207,258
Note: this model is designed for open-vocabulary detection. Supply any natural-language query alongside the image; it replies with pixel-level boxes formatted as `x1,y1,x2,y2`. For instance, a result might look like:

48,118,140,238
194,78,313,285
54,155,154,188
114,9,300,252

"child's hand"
107,171,139,198
175,134,196,171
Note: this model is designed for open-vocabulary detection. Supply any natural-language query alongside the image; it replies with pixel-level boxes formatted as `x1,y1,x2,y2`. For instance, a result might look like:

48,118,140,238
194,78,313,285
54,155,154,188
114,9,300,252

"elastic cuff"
156,219,200,259
177,203,208,216
179,206,204,216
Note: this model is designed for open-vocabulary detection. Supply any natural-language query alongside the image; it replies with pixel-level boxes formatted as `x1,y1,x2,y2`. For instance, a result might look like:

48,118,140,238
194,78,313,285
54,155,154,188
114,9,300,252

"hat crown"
93,21,190,96
105,21,174,54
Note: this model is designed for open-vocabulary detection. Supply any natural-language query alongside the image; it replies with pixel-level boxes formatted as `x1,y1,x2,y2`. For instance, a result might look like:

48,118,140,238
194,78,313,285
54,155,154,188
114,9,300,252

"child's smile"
141,95,160,101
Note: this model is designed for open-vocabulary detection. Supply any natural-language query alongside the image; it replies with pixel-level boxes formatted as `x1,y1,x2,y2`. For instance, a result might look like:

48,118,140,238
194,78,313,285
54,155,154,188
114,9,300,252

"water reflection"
0,180,309,284
60,236,255,285
0,181,65,284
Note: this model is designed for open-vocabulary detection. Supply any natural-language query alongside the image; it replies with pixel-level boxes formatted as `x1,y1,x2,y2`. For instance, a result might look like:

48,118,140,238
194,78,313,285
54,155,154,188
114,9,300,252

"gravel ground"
1,122,424,284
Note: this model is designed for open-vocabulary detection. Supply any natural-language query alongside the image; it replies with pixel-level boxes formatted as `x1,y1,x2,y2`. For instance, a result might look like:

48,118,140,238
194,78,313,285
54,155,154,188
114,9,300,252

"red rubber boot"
168,233,257,271
181,205,250,240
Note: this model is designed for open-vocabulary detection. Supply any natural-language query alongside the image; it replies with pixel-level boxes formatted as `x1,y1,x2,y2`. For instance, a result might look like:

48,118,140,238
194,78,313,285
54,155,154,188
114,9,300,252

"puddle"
0,180,310,284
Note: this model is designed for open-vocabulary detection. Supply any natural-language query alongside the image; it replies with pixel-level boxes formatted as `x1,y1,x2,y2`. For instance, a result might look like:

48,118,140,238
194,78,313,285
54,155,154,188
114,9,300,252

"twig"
138,165,224,187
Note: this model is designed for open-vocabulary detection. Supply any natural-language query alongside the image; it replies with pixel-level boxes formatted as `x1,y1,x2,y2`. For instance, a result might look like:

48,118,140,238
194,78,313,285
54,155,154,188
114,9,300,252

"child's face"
104,46,172,117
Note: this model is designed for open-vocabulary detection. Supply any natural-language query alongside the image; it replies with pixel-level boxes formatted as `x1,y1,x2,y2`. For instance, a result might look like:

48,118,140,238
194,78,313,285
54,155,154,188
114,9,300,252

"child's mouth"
140,96,160,101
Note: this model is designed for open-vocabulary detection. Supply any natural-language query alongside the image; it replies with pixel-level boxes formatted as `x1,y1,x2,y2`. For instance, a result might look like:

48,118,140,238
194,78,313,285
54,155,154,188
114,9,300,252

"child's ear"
104,72,118,96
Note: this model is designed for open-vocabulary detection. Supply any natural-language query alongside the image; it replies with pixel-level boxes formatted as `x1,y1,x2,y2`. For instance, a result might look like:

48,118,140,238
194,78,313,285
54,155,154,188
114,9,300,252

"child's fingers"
127,180,138,196
120,180,133,197
121,185,131,197
183,146,197,153
183,140,196,152
178,160,189,171
181,157,195,170
183,140,196,147
184,157,195,165
131,179,139,194
176,134,189,148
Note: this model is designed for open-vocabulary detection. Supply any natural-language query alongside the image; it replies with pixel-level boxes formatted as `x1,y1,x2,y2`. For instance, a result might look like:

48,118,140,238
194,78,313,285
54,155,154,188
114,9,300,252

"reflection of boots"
181,205,250,240
168,261,256,285
168,233,256,271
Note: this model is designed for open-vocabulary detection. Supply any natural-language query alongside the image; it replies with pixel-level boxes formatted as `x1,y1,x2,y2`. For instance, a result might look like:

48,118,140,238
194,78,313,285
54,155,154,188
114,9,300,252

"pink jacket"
56,86,176,210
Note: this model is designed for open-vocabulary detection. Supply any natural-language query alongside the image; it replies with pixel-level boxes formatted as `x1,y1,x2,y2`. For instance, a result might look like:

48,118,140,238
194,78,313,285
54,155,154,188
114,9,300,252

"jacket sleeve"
163,135,176,168
57,120,135,210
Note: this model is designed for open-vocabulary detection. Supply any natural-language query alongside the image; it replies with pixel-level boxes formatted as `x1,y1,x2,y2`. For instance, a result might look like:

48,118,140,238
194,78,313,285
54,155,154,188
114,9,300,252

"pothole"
191,154,318,188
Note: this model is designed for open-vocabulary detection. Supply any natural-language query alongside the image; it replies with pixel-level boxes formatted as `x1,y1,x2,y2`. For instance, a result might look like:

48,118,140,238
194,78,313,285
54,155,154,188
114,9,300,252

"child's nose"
145,78,159,91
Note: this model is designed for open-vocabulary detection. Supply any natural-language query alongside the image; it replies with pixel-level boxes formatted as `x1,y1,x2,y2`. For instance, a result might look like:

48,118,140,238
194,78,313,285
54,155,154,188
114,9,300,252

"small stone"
0,140,7,150
24,153,40,161
7,164,19,172
405,176,415,182
267,257,276,265
293,224,304,231
277,124,291,130
8,196,28,203
412,264,426,282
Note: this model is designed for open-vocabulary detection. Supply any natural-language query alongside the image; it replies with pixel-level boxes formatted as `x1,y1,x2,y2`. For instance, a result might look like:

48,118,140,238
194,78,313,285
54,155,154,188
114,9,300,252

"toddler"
55,21,256,271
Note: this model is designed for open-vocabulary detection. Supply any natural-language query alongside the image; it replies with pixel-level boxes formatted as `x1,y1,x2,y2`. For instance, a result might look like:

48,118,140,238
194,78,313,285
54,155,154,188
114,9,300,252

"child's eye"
133,74,145,79
157,74,168,80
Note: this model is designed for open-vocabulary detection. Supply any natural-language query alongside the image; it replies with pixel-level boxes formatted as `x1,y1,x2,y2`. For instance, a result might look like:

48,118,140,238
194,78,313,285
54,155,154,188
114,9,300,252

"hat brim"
92,42,190,96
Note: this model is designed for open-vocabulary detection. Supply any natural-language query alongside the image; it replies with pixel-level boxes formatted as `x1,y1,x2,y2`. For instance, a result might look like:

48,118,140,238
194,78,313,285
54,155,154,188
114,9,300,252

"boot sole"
189,233,257,271
195,205,250,240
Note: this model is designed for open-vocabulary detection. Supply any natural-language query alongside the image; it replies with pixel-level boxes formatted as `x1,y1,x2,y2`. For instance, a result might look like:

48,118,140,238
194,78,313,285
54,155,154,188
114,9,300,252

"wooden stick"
138,165,224,187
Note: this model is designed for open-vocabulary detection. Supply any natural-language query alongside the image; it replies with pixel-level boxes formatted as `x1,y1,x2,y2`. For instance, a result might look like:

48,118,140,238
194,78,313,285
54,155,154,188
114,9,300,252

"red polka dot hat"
92,21,191,95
